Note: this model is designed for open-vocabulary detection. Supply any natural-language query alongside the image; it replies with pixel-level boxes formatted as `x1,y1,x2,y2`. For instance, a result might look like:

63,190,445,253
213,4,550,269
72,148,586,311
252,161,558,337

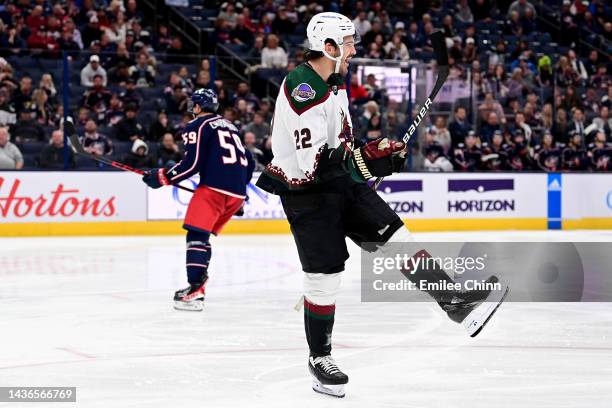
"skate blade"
173,300,204,311
464,285,509,337
311,379,345,398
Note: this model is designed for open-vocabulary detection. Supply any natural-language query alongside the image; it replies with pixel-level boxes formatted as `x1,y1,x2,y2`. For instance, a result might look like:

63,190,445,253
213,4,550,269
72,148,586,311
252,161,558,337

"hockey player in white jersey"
256,12,508,398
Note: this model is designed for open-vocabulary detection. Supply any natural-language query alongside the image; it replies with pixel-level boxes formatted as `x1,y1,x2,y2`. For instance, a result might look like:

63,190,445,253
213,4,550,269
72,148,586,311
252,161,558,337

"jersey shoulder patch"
283,64,331,115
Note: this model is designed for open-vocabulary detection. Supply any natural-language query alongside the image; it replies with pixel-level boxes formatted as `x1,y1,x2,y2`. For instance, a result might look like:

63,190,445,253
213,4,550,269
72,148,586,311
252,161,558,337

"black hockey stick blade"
62,117,195,193
372,30,449,190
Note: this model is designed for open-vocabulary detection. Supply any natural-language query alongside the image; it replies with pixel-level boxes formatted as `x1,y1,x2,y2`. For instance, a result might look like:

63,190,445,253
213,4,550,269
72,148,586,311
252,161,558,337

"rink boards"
0,171,610,236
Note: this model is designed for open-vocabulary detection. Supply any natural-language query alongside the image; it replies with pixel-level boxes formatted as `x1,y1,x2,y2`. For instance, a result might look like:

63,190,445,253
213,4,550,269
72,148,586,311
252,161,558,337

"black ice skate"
441,275,509,337
173,280,207,311
308,355,349,398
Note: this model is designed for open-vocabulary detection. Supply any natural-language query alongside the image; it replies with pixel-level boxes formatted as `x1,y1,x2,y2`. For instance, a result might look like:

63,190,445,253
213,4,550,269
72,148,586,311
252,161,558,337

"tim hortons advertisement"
0,172,146,223
147,173,547,221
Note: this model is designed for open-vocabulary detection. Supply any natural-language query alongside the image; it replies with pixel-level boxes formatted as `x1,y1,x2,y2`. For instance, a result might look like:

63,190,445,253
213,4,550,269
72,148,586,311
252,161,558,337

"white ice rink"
1,231,612,408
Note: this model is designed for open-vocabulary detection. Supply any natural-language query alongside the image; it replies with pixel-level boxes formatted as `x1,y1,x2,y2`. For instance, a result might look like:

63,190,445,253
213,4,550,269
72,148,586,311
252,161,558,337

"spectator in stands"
349,75,368,103
432,116,451,153
119,78,142,110
505,129,532,170
584,50,601,77
272,6,295,36
31,89,52,126
0,26,27,56
462,37,477,63
478,92,506,125
0,88,16,126
449,106,470,147
0,126,22,170
423,128,453,172
556,56,580,87
454,0,474,23
513,111,533,144
567,50,588,84
223,107,242,129
149,111,171,142
365,114,383,140
109,42,134,69
567,107,587,143
81,55,108,87
105,12,127,44
353,11,371,38
155,133,181,167
562,131,587,171
453,131,482,171
507,0,537,18
213,17,232,45
232,82,259,112
58,27,81,58
165,37,191,64
194,70,215,91
39,74,57,103
123,138,155,168
11,108,45,144
129,52,155,87
26,5,45,31
521,7,537,34
480,112,502,144
551,108,569,143
591,64,609,89
243,131,265,170
83,119,113,156
532,130,561,172
108,62,131,85
240,6,257,32
153,23,172,52
82,74,112,123
13,76,33,113
113,104,146,141
404,22,424,52
587,130,611,171
261,34,288,69
39,129,75,169
364,74,384,103
218,3,238,29
592,106,612,139
232,15,254,46
81,15,103,52
106,93,125,126
384,33,409,61
506,10,523,37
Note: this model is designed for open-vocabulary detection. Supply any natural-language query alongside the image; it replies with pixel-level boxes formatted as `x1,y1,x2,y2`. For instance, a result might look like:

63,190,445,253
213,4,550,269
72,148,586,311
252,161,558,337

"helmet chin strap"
322,44,344,74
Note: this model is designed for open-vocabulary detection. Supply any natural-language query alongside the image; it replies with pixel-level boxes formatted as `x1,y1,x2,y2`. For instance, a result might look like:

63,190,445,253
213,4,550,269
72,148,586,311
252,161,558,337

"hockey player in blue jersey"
143,89,254,311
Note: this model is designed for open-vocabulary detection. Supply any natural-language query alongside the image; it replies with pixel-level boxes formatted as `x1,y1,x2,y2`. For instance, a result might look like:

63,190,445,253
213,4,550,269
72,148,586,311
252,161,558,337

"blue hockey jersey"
167,114,254,197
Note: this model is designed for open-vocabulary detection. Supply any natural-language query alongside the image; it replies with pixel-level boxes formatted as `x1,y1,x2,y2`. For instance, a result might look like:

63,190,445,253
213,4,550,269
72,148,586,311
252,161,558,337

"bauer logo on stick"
291,83,316,102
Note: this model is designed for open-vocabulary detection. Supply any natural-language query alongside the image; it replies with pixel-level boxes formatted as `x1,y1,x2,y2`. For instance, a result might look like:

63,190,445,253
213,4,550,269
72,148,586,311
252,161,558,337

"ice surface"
1,231,611,407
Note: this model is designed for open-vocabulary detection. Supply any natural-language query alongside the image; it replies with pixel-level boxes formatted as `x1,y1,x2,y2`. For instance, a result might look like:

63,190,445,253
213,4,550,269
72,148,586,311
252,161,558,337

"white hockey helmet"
306,12,360,73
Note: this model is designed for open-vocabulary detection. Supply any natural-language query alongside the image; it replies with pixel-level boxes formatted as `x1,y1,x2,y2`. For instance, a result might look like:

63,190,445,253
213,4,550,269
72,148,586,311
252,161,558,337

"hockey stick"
62,117,195,194
372,29,449,190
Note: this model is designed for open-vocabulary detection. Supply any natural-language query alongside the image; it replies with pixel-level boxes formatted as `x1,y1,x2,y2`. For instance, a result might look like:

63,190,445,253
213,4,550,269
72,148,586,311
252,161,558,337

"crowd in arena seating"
0,0,609,173
208,0,610,172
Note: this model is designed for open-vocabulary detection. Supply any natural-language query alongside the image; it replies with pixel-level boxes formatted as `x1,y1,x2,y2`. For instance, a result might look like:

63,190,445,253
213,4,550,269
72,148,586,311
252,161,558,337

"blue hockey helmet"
188,88,219,114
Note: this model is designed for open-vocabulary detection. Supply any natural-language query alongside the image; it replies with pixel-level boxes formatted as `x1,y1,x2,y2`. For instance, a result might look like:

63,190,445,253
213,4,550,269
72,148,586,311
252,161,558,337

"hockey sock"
401,249,457,305
186,229,211,284
304,298,335,357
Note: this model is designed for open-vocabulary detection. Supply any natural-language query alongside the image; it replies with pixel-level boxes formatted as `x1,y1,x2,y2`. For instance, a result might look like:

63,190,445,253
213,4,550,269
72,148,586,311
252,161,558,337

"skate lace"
314,356,341,375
